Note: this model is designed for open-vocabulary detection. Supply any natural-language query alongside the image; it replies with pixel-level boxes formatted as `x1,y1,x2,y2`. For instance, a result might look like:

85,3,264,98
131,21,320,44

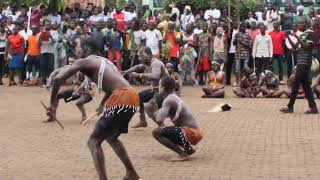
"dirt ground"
1,85,320,180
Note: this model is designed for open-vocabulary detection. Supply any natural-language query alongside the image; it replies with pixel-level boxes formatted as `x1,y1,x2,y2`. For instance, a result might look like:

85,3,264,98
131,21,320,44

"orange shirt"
27,34,40,56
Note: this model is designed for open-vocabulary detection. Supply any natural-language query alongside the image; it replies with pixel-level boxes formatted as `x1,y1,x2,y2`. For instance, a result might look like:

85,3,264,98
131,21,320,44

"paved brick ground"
1,85,320,180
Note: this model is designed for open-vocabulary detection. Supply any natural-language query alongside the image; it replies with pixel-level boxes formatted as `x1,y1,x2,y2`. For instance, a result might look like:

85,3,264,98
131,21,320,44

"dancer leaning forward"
45,37,141,180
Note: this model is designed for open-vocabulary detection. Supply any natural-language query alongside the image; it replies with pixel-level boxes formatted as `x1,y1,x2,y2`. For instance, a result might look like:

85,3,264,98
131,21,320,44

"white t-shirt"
124,11,136,22
145,29,163,55
89,15,103,23
229,29,238,53
48,14,61,24
204,9,221,23
18,29,32,41
133,30,146,46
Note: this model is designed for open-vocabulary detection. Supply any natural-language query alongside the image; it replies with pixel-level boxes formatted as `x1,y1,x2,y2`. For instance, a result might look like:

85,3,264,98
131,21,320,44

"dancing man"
122,47,168,128
152,76,203,161
45,38,141,180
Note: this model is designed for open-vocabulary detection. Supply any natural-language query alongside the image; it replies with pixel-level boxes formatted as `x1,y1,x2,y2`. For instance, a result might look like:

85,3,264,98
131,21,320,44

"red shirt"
113,13,125,31
269,31,285,55
8,34,23,54
30,10,42,28
166,32,180,58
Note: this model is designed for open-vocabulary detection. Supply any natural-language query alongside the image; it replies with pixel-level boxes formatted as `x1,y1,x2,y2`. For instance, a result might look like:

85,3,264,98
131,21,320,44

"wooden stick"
82,111,99,125
40,100,64,129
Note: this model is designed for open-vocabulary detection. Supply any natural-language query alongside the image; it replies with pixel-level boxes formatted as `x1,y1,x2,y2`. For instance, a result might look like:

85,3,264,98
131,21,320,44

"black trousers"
286,50,297,78
255,57,270,76
0,54,4,77
26,55,40,72
288,64,317,110
272,54,284,81
226,53,235,85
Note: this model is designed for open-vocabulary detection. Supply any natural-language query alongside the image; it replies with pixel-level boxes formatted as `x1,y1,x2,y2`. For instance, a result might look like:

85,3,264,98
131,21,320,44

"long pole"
228,0,231,34
27,7,32,32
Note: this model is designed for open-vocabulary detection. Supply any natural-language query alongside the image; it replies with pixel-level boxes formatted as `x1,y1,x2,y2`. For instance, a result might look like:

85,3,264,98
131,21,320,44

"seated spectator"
202,61,225,98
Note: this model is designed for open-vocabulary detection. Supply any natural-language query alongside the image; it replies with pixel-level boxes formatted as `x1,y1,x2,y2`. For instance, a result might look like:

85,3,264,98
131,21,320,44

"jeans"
272,54,284,81
39,53,54,79
287,64,317,110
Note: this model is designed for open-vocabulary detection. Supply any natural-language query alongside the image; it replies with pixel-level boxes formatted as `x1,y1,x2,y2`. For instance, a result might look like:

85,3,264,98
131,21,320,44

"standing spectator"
103,6,113,21
196,22,211,85
0,25,6,85
255,4,264,23
246,11,258,25
19,21,32,82
126,20,146,69
18,22,32,42
212,27,226,65
6,16,14,32
269,21,285,84
39,20,56,86
16,6,28,27
285,23,302,77
89,7,103,25
195,8,205,23
113,8,125,32
233,23,252,84
145,20,162,59
226,22,238,85
246,21,261,43
280,18,318,114
5,26,24,86
157,14,169,33
182,23,195,45
106,20,124,71
317,8,320,18
90,20,105,56
180,6,194,32
204,2,221,25
281,3,294,31
124,5,136,22
308,7,316,24
48,9,61,25
252,24,273,76
51,22,59,69
294,5,309,24
312,17,320,60
266,3,280,32
25,25,40,82
163,22,180,72
30,4,44,28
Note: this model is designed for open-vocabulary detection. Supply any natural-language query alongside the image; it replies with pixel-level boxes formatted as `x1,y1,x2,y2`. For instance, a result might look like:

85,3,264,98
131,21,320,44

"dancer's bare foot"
131,122,148,128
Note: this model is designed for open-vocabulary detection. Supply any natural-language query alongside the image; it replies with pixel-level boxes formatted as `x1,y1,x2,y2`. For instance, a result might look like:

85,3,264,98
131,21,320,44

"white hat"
185,5,191,11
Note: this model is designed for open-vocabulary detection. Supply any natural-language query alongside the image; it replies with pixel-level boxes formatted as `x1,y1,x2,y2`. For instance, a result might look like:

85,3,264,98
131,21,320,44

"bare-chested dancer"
152,76,203,161
45,38,140,180
259,70,283,98
202,61,225,98
312,74,320,98
233,68,260,98
122,47,168,128
166,63,182,96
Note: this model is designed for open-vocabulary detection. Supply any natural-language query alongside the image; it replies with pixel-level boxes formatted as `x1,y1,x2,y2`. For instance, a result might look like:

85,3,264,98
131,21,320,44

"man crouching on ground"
152,76,203,161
